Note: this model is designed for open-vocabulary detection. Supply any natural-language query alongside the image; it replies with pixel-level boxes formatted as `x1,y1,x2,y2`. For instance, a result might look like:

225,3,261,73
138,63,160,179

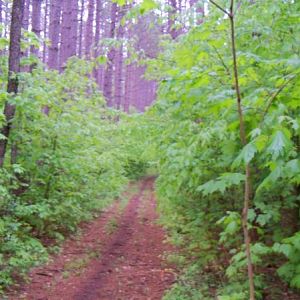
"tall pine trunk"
85,0,95,58
42,0,49,64
103,2,117,107
0,1,2,34
114,7,125,110
30,0,42,61
94,0,103,85
3,1,10,39
70,0,78,57
60,0,73,69
78,0,84,57
48,0,61,69
0,0,24,167
124,61,133,113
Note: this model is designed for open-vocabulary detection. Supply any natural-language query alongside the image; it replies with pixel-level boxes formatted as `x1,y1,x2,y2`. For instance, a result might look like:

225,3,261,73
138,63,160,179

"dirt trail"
9,178,176,300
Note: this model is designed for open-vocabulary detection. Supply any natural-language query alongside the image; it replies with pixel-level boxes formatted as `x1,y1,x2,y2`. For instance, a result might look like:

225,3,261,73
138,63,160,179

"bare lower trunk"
30,0,42,69
114,7,125,110
60,0,73,69
78,0,84,57
0,1,2,32
0,0,24,167
93,0,103,85
103,2,117,106
124,61,133,113
85,0,95,59
70,0,78,57
48,0,61,69
42,0,49,64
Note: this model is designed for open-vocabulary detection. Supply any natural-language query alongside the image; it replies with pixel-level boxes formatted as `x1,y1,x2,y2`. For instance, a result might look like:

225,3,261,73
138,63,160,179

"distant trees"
0,0,201,112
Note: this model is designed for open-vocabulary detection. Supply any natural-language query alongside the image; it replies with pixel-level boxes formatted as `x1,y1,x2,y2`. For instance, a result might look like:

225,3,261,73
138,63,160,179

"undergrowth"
0,57,150,292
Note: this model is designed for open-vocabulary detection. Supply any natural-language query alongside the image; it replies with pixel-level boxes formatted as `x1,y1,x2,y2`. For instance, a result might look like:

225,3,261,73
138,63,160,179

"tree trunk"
0,0,3,53
48,0,61,69
93,0,103,85
70,0,78,57
124,61,133,113
60,0,78,67
22,0,30,70
94,0,102,55
42,0,49,64
168,0,178,39
3,1,11,39
30,0,42,60
228,3,255,300
114,42,124,110
0,0,24,167
0,1,2,32
208,1,255,298
85,0,95,58
114,7,125,110
23,0,30,31
78,0,84,57
103,2,117,107
60,0,73,69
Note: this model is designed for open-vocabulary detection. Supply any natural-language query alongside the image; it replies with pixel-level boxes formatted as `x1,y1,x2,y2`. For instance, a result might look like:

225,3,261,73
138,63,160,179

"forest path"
9,178,176,300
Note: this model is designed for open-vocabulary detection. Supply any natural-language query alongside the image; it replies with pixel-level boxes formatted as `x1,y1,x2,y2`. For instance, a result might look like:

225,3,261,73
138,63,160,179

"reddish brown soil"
8,178,176,300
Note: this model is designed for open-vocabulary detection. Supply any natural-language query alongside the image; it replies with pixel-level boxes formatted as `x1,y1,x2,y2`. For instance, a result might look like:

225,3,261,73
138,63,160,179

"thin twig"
260,74,298,125
212,45,231,76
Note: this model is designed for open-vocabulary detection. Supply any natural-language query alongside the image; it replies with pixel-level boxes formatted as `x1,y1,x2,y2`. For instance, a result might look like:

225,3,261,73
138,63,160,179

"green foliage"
0,0,300,297
144,0,300,298
198,173,245,195
162,262,214,300
273,232,300,288
0,56,150,291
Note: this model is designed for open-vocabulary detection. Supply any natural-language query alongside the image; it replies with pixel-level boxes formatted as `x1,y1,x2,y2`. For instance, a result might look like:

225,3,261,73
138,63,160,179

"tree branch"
208,0,229,16
261,74,298,124
212,45,231,76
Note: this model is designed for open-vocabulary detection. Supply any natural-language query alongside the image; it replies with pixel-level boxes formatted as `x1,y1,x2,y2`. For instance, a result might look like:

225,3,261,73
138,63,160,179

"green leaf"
197,173,245,195
197,179,226,195
266,130,292,159
277,263,295,281
291,274,300,288
232,143,257,167
273,243,293,258
140,0,158,14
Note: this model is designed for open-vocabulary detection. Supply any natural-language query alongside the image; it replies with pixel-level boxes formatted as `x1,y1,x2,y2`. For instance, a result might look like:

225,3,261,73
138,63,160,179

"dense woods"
0,0,300,299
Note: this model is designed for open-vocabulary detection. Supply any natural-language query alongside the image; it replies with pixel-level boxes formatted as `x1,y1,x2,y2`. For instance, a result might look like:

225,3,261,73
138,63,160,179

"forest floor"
7,178,176,300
